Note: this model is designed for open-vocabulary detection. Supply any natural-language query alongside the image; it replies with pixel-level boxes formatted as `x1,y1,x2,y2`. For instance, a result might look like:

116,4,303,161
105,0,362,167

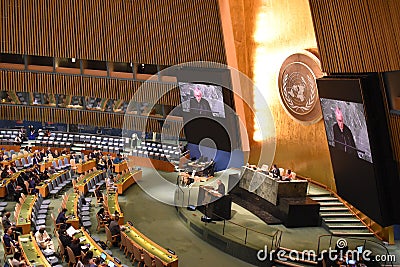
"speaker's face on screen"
194,88,202,102
335,107,344,131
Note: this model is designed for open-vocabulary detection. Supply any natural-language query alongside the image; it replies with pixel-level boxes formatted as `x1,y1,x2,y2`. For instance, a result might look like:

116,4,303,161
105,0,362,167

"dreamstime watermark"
257,238,396,263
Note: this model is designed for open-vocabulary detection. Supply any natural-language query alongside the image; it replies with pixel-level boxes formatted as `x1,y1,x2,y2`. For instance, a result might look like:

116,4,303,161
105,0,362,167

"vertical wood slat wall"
0,69,180,106
309,0,400,73
0,0,227,65
308,0,400,168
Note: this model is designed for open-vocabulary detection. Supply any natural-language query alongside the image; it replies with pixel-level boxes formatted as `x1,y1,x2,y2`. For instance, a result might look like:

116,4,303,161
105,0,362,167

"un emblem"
278,51,323,124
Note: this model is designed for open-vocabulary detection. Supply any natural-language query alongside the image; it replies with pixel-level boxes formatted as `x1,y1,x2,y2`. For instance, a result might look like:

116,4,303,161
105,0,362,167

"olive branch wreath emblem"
282,73,316,113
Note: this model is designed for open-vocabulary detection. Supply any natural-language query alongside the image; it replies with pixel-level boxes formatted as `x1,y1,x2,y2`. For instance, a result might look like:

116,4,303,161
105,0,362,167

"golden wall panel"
225,0,335,188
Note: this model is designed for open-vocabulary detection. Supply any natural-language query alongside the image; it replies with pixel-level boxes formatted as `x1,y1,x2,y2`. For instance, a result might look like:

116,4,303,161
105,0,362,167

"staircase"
308,189,374,237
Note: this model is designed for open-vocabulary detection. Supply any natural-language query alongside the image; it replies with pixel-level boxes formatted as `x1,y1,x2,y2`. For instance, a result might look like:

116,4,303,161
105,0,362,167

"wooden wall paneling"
169,0,201,63
108,78,118,100
1,0,25,53
88,0,107,60
137,0,154,64
309,0,328,72
388,1,400,66
1,70,25,92
389,115,400,165
34,73,54,94
32,0,55,56
82,76,108,99
53,74,66,95
122,0,139,63
145,1,169,65
65,75,82,97
195,0,226,63
23,0,38,55
158,0,177,65
103,0,128,62
53,0,79,58
372,0,400,70
124,0,147,64
356,0,374,71
310,0,400,73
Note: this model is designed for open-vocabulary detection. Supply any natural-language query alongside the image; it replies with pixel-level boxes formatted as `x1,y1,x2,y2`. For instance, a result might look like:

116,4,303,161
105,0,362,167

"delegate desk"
114,161,128,173
240,166,308,205
64,192,80,229
76,159,96,174
0,171,22,198
114,170,142,194
127,155,175,172
74,227,122,267
16,195,37,234
36,170,67,198
75,170,104,195
39,155,69,172
122,224,178,267
19,233,51,267
197,186,232,220
105,192,124,224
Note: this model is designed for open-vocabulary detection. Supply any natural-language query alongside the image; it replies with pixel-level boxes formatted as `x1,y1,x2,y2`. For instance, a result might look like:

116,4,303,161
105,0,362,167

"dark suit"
189,98,212,116
216,183,226,195
3,233,15,247
271,167,280,178
56,211,67,224
70,242,81,256
333,123,357,156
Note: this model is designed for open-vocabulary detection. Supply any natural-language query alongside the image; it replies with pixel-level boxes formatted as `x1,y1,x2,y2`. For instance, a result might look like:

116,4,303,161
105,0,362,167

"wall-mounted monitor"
179,83,225,118
320,98,372,163
318,74,399,226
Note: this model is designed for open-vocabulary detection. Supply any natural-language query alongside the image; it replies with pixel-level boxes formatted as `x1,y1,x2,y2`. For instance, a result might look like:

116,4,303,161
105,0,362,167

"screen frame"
317,74,399,226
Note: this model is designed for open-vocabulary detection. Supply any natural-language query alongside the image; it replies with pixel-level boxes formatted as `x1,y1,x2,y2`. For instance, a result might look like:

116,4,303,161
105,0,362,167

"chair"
132,243,145,267
51,213,62,235
154,256,166,267
96,214,106,233
120,232,127,252
2,240,15,261
143,249,156,267
105,225,119,246
57,237,65,261
66,246,81,267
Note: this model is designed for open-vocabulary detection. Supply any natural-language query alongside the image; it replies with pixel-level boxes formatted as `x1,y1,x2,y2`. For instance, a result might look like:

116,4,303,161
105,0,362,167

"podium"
197,186,232,220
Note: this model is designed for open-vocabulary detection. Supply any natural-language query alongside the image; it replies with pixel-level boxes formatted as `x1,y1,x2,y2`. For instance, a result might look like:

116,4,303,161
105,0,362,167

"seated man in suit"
3,227,19,250
270,164,281,179
215,179,225,195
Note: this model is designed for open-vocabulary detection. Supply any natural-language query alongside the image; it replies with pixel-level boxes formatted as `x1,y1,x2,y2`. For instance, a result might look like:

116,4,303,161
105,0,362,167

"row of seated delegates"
2,166,44,201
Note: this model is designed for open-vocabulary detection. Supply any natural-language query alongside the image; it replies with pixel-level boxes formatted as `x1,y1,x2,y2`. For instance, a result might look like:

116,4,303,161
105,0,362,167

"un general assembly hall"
0,1,400,267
